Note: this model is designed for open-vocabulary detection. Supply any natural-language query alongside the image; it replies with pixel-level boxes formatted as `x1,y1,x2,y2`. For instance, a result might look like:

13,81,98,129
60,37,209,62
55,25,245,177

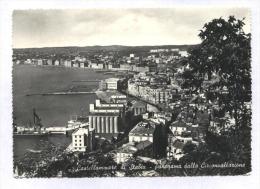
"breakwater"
26,91,96,96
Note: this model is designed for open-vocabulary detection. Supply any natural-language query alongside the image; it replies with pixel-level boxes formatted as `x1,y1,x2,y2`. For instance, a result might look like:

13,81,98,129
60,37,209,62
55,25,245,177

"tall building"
88,99,125,134
72,127,95,152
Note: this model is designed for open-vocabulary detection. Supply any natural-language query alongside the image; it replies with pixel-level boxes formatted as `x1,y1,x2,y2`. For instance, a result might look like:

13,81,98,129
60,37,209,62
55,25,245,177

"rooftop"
116,140,152,154
129,121,156,135
117,144,138,154
89,112,120,116
72,127,93,136
172,140,185,149
170,120,188,128
105,78,120,83
132,100,146,108
135,140,153,150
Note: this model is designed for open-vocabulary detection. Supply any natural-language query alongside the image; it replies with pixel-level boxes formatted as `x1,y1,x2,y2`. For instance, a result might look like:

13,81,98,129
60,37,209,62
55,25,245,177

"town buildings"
14,46,219,164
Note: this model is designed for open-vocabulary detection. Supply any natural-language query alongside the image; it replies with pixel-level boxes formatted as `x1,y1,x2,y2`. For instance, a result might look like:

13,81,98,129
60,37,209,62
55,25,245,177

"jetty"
26,91,95,96
72,80,100,82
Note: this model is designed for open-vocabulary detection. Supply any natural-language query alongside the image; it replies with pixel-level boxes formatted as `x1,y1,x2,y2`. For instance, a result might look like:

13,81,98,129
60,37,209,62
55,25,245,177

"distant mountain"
13,45,197,55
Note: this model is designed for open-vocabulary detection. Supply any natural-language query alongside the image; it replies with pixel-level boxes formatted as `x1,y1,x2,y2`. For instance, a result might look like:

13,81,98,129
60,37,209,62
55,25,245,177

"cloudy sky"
13,8,250,48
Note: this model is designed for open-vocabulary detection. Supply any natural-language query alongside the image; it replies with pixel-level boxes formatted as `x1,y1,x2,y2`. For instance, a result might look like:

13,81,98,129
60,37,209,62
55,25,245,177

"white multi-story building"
169,120,188,135
105,78,120,90
129,121,156,143
72,127,95,152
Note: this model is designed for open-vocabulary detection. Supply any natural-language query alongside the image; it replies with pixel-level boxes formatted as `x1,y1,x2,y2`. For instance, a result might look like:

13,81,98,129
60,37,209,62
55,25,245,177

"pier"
72,80,100,82
26,91,95,96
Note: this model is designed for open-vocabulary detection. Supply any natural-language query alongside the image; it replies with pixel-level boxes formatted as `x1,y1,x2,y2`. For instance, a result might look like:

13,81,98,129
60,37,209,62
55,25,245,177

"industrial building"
88,99,125,134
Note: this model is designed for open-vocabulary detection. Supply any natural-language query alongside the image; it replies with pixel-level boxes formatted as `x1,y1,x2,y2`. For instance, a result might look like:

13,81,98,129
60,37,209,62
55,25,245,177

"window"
75,140,77,142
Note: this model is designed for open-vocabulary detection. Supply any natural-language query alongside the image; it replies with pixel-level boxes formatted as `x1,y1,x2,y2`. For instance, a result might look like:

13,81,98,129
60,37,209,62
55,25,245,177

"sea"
13,64,113,163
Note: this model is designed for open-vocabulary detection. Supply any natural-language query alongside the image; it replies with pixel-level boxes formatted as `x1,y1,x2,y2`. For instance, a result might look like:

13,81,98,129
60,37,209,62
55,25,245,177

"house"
169,120,188,135
116,140,153,163
167,139,185,160
116,143,137,163
129,121,156,143
89,62,104,69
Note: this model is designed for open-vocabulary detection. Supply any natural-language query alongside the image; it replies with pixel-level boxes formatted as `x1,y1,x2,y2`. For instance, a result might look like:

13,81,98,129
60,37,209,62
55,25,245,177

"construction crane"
33,108,43,130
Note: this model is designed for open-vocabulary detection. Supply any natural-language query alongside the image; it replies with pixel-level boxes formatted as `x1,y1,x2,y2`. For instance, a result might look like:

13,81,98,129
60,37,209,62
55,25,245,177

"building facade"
72,127,95,152
132,101,147,116
88,99,125,134
128,121,156,143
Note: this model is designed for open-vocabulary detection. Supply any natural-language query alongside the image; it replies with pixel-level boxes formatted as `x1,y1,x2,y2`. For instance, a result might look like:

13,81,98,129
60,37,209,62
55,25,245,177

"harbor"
13,65,112,162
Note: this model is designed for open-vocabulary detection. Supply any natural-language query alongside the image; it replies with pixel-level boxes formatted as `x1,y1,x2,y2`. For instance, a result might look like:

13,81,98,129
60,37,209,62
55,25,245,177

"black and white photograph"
11,7,252,177
1,0,260,188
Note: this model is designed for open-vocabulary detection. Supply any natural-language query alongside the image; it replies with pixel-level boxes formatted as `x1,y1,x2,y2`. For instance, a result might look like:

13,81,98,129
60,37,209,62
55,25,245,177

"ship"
13,108,49,136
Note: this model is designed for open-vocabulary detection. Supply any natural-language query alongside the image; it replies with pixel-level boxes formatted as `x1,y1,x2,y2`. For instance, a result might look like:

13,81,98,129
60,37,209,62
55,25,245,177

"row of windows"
74,147,84,150
74,135,82,138
74,140,82,142
74,143,82,146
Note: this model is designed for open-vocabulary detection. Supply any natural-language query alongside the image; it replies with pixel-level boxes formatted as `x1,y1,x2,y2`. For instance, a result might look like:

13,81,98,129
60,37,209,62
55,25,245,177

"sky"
12,8,250,48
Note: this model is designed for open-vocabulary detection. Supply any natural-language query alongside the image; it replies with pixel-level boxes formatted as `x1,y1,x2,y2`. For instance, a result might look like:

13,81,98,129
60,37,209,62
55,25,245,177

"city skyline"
13,8,250,48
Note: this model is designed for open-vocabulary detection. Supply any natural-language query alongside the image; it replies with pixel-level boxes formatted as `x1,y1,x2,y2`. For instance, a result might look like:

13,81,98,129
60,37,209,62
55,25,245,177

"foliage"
179,16,251,175
183,16,251,121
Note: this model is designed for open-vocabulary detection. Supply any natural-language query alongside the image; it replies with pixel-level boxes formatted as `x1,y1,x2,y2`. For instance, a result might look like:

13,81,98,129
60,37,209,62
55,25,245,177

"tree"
153,123,168,158
181,16,251,174
182,16,251,127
